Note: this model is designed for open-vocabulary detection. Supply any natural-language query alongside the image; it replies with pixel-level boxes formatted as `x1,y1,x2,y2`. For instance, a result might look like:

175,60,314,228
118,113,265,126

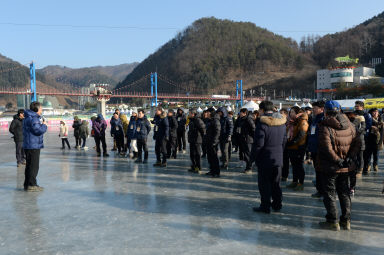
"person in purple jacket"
22,101,47,192
92,114,109,157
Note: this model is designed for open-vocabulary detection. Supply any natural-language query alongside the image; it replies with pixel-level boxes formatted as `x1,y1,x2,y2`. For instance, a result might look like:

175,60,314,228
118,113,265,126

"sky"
1,0,383,68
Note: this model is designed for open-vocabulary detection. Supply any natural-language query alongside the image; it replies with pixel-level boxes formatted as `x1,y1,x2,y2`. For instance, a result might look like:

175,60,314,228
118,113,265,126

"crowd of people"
8,99,384,231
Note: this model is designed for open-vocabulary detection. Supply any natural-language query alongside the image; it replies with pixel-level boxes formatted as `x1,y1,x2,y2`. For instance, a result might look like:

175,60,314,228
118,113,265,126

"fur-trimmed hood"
354,115,365,123
260,112,287,126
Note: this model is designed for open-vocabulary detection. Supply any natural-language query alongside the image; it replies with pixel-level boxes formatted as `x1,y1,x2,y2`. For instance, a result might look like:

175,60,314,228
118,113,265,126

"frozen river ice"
0,129,384,254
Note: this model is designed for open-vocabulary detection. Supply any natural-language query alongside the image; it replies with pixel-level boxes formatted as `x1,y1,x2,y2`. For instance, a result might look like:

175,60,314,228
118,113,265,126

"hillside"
313,11,384,68
39,62,138,88
116,17,316,96
0,54,77,108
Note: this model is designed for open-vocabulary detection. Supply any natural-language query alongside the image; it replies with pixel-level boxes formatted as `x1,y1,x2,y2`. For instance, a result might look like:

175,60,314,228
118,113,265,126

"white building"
316,67,377,99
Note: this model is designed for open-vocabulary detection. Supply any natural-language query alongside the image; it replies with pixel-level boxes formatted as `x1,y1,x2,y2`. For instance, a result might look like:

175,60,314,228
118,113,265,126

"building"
316,66,377,99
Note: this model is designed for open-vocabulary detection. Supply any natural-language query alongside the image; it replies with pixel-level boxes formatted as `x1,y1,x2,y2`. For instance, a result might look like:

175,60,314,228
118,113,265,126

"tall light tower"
30,62,36,102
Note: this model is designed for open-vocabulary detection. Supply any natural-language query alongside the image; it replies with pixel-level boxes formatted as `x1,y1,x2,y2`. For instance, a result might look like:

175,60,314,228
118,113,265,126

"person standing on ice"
9,109,26,167
250,101,286,214
317,101,358,231
22,101,47,192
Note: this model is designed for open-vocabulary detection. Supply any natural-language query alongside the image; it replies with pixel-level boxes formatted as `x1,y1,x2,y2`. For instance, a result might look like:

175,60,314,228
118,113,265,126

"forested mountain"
39,63,138,88
312,11,384,68
0,54,80,107
116,17,315,95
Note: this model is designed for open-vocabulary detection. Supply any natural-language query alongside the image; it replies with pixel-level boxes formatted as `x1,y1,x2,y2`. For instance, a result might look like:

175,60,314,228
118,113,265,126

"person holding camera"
22,102,47,192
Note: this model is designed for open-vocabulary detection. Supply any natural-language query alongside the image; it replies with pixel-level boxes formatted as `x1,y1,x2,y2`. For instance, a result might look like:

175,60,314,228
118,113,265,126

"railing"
0,88,264,101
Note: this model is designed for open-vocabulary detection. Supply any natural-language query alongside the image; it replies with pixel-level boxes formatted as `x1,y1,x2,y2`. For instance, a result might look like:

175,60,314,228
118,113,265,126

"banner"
363,98,384,109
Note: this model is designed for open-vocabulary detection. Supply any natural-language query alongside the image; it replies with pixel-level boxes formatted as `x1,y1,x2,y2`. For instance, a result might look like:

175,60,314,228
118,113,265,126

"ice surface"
0,129,383,254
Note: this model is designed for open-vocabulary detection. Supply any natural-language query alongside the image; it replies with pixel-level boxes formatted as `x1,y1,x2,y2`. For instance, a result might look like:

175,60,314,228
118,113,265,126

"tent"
242,100,259,111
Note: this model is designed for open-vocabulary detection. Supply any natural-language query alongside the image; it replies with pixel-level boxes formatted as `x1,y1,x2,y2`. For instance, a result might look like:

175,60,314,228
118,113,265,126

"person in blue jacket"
126,113,138,159
152,107,169,167
307,101,325,198
22,101,47,192
250,101,287,214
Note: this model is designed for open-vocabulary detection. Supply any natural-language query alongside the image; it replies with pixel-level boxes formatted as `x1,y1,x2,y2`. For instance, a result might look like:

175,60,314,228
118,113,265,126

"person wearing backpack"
317,101,358,231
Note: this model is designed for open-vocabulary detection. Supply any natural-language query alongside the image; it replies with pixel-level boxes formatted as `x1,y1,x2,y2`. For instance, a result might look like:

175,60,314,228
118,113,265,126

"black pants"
167,136,177,158
75,135,81,147
258,167,282,212
323,172,351,223
364,144,378,171
177,130,186,151
155,139,167,163
238,141,244,161
219,141,230,166
207,144,220,175
313,153,325,194
24,149,40,188
282,147,289,179
240,142,252,170
95,136,107,154
190,143,202,169
137,139,148,160
357,150,364,170
61,138,70,149
202,139,207,157
115,134,124,153
126,138,131,153
15,141,25,164
288,149,305,184
81,137,87,148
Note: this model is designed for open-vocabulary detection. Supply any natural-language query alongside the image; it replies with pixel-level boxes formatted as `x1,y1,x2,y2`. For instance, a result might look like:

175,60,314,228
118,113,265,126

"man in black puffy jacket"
237,108,256,173
216,107,234,169
206,108,221,177
167,109,178,159
176,108,187,153
9,109,25,167
187,109,206,173
153,107,169,167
